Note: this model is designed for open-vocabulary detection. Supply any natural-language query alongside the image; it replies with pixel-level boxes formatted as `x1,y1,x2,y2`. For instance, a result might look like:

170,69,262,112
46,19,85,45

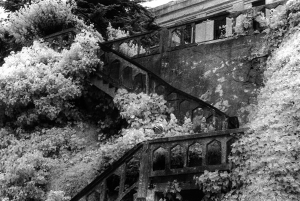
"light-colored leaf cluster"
106,24,145,57
0,30,101,128
223,1,300,200
0,126,87,201
4,0,77,43
195,170,231,201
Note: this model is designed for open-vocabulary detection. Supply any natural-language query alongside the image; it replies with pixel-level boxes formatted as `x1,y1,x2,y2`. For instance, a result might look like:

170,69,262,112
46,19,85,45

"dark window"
214,17,226,39
252,0,265,7
105,174,120,201
207,140,222,165
188,143,203,167
124,157,140,191
170,145,185,169
153,147,167,171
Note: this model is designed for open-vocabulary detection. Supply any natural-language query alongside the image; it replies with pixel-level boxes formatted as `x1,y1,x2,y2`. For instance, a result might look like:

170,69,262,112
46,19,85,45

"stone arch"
122,67,133,89
110,60,121,81
206,140,222,165
170,144,185,169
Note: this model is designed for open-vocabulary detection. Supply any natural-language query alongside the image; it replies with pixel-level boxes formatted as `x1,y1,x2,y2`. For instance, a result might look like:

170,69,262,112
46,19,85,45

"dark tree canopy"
0,0,159,38
75,0,159,38
0,0,31,12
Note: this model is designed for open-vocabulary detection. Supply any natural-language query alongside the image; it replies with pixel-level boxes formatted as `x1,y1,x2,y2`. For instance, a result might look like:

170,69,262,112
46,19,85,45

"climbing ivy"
195,1,300,200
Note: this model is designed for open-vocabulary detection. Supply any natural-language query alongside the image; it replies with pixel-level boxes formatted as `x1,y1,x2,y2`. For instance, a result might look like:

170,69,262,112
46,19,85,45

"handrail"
70,143,144,201
149,127,247,143
101,29,158,46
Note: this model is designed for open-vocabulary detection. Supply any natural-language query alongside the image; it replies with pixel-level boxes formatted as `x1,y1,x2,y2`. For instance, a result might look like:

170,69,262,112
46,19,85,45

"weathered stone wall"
134,34,268,125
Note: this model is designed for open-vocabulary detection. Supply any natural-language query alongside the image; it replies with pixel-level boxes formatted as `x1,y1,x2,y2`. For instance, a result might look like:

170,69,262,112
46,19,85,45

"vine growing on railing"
106,23,146,57
194,170,236,201
159,180,182,201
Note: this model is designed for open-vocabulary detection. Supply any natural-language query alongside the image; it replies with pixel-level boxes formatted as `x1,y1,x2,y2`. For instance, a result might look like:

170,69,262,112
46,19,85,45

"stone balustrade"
70,128,246,201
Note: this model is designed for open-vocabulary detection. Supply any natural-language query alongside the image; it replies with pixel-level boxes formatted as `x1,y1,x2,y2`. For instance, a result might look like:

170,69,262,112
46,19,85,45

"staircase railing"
42,27,239,131
70,128,246,201
95,43,238,131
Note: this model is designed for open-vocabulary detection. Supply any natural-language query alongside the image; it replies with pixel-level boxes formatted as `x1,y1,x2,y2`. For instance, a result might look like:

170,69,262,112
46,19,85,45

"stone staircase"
70,128,246,201
92,43,239,131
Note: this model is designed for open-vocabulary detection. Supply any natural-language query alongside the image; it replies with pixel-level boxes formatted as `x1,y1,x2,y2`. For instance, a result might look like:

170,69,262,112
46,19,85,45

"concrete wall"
134,34,268,125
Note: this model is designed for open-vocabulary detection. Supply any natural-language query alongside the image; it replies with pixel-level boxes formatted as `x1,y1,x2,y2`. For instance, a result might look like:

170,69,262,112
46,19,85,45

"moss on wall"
134,34,268,125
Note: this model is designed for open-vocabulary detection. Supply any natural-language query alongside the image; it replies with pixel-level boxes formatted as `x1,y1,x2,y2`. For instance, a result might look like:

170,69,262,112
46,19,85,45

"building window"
252,0,265,7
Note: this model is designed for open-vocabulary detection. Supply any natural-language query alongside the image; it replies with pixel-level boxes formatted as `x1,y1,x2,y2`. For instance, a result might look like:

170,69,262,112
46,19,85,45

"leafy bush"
228,30,300,201
114,89,193,138
221,1,300,200
45,191,70,201
106,24,145,57
0,125,91,200
4,0,78,43
195,170,232,201
0,30,101,129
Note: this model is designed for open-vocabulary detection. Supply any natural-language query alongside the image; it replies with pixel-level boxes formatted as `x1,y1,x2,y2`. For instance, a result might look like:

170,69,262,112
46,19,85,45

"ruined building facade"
63,1,287,201
0,0,286,201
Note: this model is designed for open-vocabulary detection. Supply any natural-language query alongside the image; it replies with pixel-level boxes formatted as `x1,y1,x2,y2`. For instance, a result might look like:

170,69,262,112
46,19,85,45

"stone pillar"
206,20,214,41
226,18,233,37
137,143,150,200
195,22,206,43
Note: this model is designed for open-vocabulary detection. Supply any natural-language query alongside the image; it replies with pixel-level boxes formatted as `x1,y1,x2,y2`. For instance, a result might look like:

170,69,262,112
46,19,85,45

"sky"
0,0,174,20
0,6,6,21
141,0,174,8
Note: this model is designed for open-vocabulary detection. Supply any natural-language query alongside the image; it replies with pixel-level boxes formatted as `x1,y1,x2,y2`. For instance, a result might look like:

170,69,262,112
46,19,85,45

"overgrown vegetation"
0,0,158,38
2,0,300,200
0,2,192,198
194,1,300,200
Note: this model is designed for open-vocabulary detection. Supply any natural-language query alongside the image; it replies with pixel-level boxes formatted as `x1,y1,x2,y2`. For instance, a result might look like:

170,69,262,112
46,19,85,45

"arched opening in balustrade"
167,92,178,101
87,190,100,201
170,28,182,47
170,144,185,169
206,140,222,165
105,174,120,201
153,147,167,171
110,60,121,81
179,100,192,119
134,73,146,93
122,67,133,89
188,142,203,167
192,107,205,133
155,85,165,96
124,157,140,191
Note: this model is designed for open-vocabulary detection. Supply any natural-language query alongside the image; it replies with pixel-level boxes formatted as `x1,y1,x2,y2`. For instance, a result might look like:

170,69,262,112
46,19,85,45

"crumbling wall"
134,34,268,125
